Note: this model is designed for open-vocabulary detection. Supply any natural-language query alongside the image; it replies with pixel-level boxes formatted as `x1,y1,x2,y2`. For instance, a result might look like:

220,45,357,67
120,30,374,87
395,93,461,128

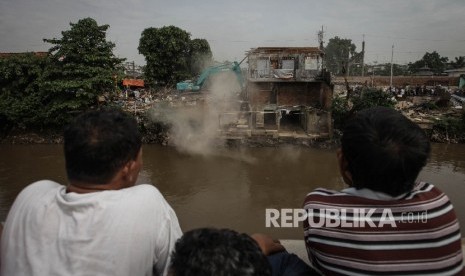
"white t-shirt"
1,180,182,276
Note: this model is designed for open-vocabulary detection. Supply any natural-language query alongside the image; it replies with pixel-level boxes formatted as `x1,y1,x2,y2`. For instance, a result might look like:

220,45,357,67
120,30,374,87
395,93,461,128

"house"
413,66,434,76
219,47,333,141
444,68,465,78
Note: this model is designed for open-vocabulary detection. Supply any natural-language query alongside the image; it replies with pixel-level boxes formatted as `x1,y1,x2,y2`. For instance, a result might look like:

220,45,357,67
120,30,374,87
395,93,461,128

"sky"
1,0,464,67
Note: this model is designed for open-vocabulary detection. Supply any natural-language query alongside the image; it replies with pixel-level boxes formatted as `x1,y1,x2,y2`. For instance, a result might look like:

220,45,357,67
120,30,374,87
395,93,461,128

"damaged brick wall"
277,83,320,106
320,82,333,110
248,82,327,108
248,82,272,106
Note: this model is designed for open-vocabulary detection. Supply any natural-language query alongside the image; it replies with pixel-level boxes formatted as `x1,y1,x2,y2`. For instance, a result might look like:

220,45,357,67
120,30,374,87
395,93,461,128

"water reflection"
428,144,465,174
419,144,465,223
0,143,464,239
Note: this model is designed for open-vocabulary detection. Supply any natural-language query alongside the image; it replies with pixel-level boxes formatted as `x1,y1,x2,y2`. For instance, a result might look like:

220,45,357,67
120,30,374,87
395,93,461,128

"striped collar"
341,187,407,201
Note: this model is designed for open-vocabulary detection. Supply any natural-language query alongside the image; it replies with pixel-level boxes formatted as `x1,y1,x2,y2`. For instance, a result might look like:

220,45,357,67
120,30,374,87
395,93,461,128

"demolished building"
219,47,333,141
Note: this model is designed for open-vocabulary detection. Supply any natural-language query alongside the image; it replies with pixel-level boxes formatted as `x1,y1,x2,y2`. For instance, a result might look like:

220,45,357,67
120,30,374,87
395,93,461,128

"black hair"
64,108,142,184
170,228,271,276
341,106,431,196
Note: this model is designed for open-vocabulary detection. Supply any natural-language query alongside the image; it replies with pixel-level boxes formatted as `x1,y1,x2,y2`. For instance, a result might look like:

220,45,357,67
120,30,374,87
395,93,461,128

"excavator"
176,57,246,93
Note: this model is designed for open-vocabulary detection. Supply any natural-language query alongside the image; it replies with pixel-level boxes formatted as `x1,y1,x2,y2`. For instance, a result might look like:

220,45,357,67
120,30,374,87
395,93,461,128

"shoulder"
409,181,439,194
404,182,448,201
26,179,62,189
305,188,342,197
121,184,173,211
303,187,355,209
124,184,165,200
303,188,347,203
120,184,180,231
18,179,62,198
8,180,63,216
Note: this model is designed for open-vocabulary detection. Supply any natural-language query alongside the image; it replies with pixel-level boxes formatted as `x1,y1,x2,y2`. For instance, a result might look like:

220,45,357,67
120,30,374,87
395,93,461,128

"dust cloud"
274,145,303,162
148,70,255,162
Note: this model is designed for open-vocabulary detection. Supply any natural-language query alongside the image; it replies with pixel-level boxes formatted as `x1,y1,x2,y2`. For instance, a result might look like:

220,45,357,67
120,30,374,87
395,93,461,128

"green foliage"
41,17,124,125
0,53,47,129
0,17,124,130
138,26,213,87
352,89,396,110
408,51,448,74
433,116,465,139
332,88,396,129
139,26,191,87
451,56,465,69
189,38,213,76
331,96,350,130
371,63,409,76
324,36,358,76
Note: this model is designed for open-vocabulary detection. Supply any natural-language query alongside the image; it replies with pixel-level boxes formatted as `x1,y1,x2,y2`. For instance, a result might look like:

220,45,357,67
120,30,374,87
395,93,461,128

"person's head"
64,108,142,185
169,228,271,276
339,106,431,196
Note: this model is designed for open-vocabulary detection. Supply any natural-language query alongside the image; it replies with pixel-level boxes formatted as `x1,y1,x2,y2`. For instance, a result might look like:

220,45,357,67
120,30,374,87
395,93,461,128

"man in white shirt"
1,109,182,276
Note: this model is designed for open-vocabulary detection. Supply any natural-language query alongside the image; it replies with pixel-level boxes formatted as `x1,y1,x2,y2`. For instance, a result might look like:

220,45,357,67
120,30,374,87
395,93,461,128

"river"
0,143,464,239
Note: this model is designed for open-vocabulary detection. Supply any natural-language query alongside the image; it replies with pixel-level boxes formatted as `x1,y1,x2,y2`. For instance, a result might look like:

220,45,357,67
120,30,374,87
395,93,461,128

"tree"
41,17,124,125
324,37,359,76
138,26,214,87
332,88,396,130
0,53,46,129
451,56,465,69
373,63,408,76
139,26,191,87
408,51,448,75
189,38,213,76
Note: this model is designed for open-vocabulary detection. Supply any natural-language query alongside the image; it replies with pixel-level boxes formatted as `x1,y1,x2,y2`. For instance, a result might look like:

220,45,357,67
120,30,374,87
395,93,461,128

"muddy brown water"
0,143,464,239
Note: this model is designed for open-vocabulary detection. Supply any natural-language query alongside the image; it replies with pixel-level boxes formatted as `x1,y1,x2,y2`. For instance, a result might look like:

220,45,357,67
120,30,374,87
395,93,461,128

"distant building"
413,66,434,76
219,47,333,140
444,68,465,77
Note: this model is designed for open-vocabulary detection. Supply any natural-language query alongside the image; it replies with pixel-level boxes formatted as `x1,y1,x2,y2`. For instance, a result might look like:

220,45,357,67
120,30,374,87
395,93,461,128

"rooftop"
247,47,322,55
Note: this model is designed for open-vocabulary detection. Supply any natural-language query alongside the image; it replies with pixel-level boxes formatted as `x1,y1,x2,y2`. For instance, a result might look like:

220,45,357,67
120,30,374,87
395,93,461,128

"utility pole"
318,25,325,50
361,34,365,77
371,61,377,87
318,26,325,69
390,44,394,88
132,61,136,78
347,52,351,77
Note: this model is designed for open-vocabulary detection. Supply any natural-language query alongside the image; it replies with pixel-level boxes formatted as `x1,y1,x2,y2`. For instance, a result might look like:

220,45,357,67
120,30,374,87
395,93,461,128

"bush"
433,116,465,140
331,96,350,130
0,53,46,129
332,87,396,130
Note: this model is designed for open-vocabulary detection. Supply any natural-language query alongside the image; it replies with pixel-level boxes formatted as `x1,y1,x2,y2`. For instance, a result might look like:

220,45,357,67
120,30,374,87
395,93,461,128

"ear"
120,161,133,183
337,148,353,186
127,149,143,184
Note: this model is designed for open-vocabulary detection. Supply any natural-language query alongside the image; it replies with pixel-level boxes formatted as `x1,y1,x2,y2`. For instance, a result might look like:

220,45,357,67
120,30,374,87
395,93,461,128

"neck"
66,159,139,194
67,180,123,194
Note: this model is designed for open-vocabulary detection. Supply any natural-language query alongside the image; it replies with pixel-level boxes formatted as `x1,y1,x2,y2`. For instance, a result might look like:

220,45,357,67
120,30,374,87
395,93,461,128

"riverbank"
1,124,464,145
0,128,341,149
2,95,464,146
0,129,64,144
